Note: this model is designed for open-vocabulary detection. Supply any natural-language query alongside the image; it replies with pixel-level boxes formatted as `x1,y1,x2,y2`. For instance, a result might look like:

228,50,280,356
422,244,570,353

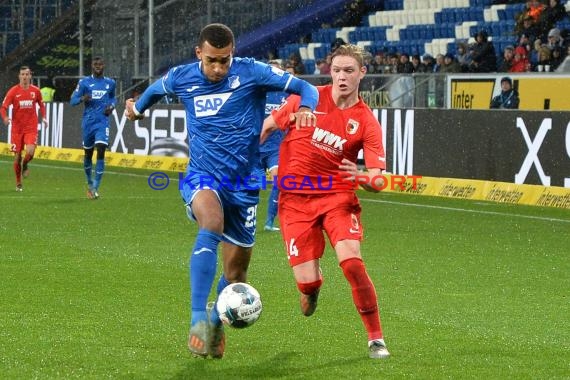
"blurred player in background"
262,44,390,359
70,57,116,200
124,23,318,359
1,66,47,192
258,60,289,232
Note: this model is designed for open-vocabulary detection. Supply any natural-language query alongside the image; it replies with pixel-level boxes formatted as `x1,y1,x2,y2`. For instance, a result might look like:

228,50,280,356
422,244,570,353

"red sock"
297,278,322,295
13,160,21,183
340,257,383,341
23,153,33,166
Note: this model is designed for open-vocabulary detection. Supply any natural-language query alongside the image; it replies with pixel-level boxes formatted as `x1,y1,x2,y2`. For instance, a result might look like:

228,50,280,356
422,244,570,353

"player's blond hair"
330,44,370,68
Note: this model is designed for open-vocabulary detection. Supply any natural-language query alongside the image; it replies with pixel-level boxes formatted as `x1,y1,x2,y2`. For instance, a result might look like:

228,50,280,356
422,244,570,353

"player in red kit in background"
261,44,390,359
1,66,47,191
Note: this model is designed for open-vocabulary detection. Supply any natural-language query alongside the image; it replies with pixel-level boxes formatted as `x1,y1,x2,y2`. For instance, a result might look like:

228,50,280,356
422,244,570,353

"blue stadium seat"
315,45,329,60
372,27,387,40
470,7,484,22
304,59,316,74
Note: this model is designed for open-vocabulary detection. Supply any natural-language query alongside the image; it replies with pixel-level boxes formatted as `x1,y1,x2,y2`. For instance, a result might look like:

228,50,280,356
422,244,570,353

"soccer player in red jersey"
261,44,390,359
1,66,47,191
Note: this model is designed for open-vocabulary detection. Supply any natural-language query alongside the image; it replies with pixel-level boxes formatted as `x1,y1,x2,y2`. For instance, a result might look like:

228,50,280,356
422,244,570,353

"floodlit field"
1,156,569,379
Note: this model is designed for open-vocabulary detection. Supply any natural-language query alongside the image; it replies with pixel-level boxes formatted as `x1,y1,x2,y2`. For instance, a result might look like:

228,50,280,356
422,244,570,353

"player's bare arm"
261,115,278,144
339,158,384,193
360,167,384,193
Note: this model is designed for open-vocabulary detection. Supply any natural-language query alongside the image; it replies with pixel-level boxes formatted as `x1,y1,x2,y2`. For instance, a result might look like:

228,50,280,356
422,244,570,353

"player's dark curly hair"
198,23,235,49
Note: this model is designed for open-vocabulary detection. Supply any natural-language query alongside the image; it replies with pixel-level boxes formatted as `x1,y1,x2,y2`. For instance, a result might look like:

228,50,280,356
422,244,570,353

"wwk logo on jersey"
91,90,107,99
311,127,347,154
194,92,232,117
19,100,34,108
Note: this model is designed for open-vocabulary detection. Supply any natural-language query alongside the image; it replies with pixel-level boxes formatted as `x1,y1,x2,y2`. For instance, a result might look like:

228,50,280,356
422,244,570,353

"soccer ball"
216,282,262,329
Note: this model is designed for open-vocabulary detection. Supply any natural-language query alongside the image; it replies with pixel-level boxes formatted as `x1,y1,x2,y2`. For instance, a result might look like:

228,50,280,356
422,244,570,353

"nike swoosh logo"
186,86,200,92
349,228,360,234
89,84,95,87
16,94,21,97
193,247,213,255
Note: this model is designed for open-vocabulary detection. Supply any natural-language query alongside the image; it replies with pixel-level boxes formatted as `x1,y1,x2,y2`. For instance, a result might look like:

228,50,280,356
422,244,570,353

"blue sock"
190,229,222,326
266,185,279,226
216,274,231,295
84,157,93,187
210,274,231,325
92,159,105,190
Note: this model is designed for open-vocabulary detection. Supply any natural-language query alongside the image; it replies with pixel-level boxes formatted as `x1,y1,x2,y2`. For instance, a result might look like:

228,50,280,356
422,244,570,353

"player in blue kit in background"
124,23,318,359
70,57,116,199
259,60,289,232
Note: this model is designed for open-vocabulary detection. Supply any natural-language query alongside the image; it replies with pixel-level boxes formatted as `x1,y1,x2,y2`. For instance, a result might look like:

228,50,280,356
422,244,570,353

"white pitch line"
0,160,181,179
361,197,570,223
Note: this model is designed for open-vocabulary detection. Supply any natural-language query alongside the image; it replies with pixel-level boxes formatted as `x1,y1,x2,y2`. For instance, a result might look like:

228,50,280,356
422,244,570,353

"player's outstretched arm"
288,106,317,130
261,115,278,144
69,81,86,106
339,159,384,193
124,99,143,121
287,76,319,112
125,79,168,121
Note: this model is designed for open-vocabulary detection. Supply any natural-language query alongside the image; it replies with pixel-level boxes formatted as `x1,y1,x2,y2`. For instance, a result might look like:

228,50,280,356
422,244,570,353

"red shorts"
278,192,363,267
10,130,37,153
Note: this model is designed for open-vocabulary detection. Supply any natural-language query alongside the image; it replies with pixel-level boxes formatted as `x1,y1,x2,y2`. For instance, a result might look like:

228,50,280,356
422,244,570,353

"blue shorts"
180,171,259,247
82,123,109,148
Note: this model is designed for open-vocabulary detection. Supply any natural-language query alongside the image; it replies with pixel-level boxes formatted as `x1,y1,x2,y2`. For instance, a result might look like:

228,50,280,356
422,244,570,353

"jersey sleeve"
271,94,301,131
134,70,173,114
255,61,318,111
1,87,15,120
35,87,46,119
69,79,85,105
362,118,386,170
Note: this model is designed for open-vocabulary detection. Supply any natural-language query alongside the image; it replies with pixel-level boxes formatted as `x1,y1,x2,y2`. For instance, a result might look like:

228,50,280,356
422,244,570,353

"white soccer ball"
216,282,262,329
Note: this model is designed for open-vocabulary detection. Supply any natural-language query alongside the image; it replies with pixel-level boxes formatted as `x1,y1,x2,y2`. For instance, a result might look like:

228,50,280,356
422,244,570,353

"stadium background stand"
275,0,570,72
2,0,570,99
0,0,73,58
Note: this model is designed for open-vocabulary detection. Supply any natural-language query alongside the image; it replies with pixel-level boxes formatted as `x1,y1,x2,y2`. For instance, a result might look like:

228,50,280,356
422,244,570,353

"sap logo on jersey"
194,93,232,117
92,90,107,99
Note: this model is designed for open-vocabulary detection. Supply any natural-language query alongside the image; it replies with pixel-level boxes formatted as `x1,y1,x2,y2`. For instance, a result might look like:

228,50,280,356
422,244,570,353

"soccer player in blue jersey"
125,23,318,359
259,60,289,232
70,57,116,199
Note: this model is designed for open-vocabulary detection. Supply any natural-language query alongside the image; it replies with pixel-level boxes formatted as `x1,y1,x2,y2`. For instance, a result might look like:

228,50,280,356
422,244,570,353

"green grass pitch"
1,156,569,379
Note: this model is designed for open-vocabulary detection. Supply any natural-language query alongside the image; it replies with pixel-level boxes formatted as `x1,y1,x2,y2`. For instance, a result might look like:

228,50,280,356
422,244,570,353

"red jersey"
272,85,385,194
1,84,45,133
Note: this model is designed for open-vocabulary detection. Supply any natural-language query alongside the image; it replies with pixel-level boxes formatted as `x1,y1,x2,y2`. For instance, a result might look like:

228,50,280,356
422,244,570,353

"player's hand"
125,98,144,121
104,105,115,116
289,106,316,129
42,118,48,127
338,158,358,181
2,118,9,126
81,94,91,103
